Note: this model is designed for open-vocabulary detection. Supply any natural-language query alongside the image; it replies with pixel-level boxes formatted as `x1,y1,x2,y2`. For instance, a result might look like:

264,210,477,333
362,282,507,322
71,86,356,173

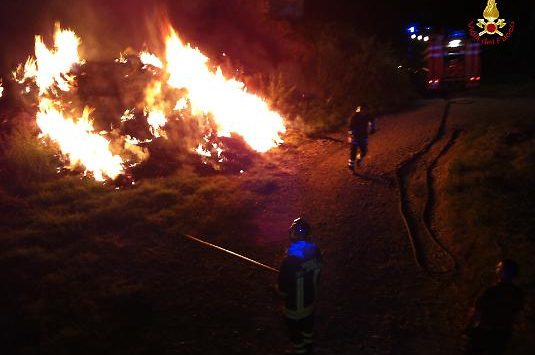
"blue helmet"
289,217,311,242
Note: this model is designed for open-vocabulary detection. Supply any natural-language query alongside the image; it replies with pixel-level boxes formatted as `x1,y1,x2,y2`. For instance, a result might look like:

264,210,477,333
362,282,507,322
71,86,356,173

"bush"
252,22,413,134
1,127,58,190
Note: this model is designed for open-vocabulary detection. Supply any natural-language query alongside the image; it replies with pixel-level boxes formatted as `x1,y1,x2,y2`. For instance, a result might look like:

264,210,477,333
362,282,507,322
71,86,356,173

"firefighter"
347,103,376,171
464,259,524,355
278,218,322,354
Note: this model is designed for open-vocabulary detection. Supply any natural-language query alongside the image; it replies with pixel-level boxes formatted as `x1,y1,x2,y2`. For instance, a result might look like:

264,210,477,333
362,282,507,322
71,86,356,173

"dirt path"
242,100,472,354
224,96,535,355
2,97,532,355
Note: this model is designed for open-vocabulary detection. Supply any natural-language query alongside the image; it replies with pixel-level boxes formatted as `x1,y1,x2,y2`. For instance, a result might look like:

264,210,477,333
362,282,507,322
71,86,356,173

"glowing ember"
37,99,124,181
164,28,286,152
120,109,136,122
195,144,212,157
0,79,4,98
15,23,81,95
140,51,164,69
174,97,188,111
115,52,128,64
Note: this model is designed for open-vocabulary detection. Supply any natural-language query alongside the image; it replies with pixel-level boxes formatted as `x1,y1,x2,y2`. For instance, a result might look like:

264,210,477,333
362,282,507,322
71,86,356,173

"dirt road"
238,97,533,354
6,98,530,355
249,100,455,354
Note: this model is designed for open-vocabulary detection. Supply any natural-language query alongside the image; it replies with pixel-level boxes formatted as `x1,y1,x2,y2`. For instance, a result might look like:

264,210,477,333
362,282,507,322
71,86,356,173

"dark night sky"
0,0,533,78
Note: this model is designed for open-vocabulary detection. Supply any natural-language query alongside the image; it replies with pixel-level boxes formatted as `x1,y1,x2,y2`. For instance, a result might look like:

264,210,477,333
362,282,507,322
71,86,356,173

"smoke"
0,0,290,78
0,0,163,75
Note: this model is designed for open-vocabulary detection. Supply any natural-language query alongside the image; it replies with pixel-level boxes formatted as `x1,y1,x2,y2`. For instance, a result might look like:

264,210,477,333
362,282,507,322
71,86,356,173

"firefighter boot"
303,331,315,354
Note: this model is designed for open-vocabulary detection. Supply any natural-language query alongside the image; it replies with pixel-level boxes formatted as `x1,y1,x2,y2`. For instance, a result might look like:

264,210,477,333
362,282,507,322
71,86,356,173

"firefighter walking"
348,103,376,171
278,218,322,354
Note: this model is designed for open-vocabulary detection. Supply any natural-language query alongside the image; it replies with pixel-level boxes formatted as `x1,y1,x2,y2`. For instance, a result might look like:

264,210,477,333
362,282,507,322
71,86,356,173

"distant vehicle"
406,26,481,90
425,32,481,90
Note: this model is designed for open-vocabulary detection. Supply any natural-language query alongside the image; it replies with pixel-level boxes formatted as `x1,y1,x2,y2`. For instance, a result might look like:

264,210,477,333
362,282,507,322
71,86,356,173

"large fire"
12,22,287,181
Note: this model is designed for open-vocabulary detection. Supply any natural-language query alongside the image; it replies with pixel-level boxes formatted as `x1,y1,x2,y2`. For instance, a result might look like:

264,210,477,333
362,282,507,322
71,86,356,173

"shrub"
252,22,413,133
1,127,58,190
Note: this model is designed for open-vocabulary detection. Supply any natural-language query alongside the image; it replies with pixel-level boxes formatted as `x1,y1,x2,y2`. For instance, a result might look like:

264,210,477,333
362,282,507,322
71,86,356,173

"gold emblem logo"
468,0,514,45
477,0,506,36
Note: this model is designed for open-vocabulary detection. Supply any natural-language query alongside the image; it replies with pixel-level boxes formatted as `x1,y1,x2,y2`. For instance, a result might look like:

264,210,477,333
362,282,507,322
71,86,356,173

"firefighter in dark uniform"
464,259,524,355
278,218,322,354
348,103,376,170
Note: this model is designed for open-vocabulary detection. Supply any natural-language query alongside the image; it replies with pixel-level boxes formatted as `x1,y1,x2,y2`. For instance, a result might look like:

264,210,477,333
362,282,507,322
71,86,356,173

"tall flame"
17,23,81,95
483,0,500,21
19,24,125,181
37,99,124,181
164,28,286,153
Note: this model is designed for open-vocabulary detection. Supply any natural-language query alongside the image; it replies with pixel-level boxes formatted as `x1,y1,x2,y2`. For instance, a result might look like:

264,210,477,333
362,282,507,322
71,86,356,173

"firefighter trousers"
285,314,315,354
349,138,368,167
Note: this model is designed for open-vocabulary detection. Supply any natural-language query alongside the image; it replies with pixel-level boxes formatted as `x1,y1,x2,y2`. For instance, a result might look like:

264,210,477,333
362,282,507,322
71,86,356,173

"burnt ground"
1,98,533,355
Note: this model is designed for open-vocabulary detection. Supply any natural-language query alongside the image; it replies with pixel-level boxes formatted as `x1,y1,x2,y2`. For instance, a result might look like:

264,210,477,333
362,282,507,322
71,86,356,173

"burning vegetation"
10,22,287,183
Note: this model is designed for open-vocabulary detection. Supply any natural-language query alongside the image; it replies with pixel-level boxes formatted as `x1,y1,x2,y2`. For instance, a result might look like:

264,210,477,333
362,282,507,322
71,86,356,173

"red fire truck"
424,32,481,89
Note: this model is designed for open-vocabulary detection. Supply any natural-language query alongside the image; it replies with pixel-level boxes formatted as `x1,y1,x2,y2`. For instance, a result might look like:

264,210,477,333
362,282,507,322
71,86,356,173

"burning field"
0,18,294,353
6,21,287,183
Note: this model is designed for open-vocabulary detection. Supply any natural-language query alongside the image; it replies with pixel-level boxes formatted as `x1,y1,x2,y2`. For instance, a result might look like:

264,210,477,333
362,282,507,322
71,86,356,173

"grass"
445,115,534,253
439,109,534,353
0,127,271,354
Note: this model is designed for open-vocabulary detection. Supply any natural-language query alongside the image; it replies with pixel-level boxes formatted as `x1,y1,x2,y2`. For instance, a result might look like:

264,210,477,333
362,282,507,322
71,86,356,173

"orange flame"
164,28,286,153
140,51,164,69
37,99,124,181
13,22,288,181
15,23,81,95
17,25,128,181
144,80,168,138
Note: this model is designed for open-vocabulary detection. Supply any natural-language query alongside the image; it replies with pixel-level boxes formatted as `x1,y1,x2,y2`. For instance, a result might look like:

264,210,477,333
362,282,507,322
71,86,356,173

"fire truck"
407,27,481,90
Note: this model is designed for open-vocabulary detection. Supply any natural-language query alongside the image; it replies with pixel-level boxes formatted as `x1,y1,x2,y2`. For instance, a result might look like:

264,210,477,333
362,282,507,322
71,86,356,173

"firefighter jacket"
278,241,322,320
348,112,375,139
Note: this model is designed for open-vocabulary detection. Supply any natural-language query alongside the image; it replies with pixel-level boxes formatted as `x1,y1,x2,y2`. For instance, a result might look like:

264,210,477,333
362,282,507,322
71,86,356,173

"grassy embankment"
437,106,534,353
0,126,280,354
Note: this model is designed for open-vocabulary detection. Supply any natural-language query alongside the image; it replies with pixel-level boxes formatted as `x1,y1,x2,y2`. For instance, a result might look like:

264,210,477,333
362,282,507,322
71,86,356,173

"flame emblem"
477,0,507,36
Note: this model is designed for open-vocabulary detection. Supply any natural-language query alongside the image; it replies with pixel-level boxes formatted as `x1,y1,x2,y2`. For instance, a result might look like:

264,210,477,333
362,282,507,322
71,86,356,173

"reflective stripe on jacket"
278,241,322,320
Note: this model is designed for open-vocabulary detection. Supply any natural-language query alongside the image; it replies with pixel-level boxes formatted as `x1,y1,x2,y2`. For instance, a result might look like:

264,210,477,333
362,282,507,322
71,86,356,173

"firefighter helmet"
289,217,311,242
355,103,368,113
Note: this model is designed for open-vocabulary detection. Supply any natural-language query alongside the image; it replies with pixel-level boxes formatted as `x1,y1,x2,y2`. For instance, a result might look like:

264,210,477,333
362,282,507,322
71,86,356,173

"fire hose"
180,233,279,273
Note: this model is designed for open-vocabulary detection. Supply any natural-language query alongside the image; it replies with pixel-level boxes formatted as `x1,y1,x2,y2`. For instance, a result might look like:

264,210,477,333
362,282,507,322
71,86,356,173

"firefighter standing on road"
464,259,525,355
348,103,376,171
279,218,322,355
